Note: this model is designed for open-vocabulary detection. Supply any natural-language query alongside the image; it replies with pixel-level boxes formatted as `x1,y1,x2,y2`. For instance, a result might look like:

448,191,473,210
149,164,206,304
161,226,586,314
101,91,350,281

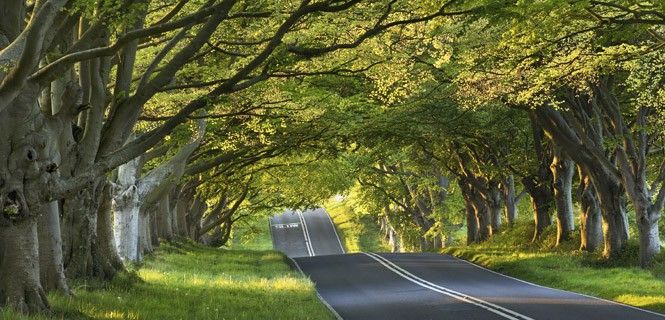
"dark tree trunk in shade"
578,167,603,252
0,219,50,313
551,147,575,245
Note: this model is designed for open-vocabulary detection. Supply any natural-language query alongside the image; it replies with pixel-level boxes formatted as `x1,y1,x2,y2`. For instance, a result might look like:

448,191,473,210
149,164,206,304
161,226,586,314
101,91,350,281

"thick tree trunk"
188,197,207,240
0,219,50,314
551,148,575,245
578,169,603,252
474,199,492,242
488,182,502,233
94,184,123,279
63,180,121,280
502,174,518,225
459,179,479,244
62,183,100,279
156,194,174,241
138,210,154,259
523,175,553,241
592,173,629,258
175,190,192,238
149,207,160,246
37,201,69,294
637,207,660,267
112,185,140,262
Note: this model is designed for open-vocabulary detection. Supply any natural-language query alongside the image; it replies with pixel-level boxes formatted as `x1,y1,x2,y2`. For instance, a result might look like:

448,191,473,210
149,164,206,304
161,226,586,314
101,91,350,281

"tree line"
0,0,663,315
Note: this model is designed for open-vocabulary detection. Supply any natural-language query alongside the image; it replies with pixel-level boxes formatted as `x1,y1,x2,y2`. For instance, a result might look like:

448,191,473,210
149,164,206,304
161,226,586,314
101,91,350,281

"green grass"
324,200,390,253
231,216,274,251
442,220,665,313
5,242,334,320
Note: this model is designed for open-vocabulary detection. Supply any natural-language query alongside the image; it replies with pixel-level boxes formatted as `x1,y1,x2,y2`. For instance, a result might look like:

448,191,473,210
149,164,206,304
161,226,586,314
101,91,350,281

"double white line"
297,211,315,256
363,252,534,320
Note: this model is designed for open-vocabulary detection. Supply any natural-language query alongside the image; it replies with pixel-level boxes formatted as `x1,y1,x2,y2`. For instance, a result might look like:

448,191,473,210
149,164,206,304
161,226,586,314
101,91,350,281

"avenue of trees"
0,0,663,315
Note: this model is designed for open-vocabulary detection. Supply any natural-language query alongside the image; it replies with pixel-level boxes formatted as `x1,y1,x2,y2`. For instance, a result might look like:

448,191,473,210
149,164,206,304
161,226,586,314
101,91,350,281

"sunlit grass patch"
10,242,333,320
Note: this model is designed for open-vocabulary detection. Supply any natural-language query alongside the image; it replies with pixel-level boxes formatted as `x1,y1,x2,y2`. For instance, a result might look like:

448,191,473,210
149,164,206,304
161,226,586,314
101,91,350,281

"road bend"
270,209,665,320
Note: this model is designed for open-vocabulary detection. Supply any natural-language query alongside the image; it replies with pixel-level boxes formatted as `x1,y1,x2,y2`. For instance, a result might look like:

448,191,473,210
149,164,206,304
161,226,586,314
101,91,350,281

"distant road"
270,209,665,320
270,208,345,258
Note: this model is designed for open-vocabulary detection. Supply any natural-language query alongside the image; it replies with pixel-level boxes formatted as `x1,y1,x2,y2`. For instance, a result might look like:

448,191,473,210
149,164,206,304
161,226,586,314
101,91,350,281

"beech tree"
0,0,471,313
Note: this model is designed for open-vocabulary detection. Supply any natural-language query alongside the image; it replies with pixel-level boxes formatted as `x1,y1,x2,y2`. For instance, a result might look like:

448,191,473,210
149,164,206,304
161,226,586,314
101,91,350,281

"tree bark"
488,181,503,233
578,168,603,252
37,201,69,294
155,193,174,241
0,219,50,314
502,174,518,225
523,175,553,241
550,147,575,245
534,101,630,257
95,183,123,279
459,178,479,244
637,207,661,267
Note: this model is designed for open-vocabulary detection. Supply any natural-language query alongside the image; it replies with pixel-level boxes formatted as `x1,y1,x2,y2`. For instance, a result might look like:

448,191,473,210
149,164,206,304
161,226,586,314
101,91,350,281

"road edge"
285,256,344,320
445,254,665,319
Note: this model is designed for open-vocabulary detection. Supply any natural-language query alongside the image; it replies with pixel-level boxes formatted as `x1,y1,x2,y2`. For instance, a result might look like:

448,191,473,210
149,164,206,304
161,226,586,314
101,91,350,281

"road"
270,209,665,320
270,208,344,258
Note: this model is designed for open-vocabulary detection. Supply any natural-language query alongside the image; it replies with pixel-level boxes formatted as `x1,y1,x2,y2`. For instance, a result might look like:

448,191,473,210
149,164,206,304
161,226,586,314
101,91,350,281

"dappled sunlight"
139,269,167,282
615,295,665,308
94,310,140,320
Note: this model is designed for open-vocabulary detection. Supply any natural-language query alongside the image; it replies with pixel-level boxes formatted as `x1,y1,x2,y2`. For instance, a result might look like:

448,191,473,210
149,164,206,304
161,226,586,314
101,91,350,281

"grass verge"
5,242,333,320
324,200,389,253
442,221,665,313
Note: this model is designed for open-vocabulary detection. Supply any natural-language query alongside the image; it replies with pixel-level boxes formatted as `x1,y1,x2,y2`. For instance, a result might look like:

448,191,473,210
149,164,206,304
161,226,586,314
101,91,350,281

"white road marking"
271,223,300,229
364,252,534,320
298,211,315,256
447,255,665,319
323,210,345,253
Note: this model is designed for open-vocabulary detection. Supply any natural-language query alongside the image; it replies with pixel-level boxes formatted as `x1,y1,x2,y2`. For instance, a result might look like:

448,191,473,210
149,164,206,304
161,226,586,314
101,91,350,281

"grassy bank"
324,200,389,253
443,221,665,313
6,242,333,320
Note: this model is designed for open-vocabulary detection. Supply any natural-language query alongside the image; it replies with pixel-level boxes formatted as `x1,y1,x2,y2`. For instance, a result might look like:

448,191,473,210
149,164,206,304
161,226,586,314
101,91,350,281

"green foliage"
325,199,390,253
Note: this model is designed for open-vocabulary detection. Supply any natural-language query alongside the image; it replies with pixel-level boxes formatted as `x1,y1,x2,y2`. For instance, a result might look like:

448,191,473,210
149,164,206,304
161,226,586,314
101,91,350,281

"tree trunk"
592,172,629,258
37,201,69,294
523,175,553,241
112,185,140,262
62,182,100,279
148,206,159,246
0,219,50,314
502,174,518,225
94,184,123,279
488,182,502,233
459,179,479,244
156,194,174,241
138,210,154,259
175,190,192,238
63,179,121,280
551,148,575,245
637,207,660,267
578,169,603,252
474,199,491,242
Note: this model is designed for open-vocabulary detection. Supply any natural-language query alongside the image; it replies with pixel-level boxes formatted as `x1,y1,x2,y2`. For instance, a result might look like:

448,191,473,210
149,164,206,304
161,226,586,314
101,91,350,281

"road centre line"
298,211,315,256
363,252,534,320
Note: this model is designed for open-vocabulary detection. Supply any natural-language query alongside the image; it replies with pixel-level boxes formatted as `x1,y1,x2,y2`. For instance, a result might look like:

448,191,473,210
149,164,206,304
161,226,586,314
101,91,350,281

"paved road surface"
270,208,344,257
270,209,665,320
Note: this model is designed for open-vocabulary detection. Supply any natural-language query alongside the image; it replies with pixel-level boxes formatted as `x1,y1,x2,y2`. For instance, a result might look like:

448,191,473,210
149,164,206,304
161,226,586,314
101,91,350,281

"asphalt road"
270,208,344,258
270,209,665,320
